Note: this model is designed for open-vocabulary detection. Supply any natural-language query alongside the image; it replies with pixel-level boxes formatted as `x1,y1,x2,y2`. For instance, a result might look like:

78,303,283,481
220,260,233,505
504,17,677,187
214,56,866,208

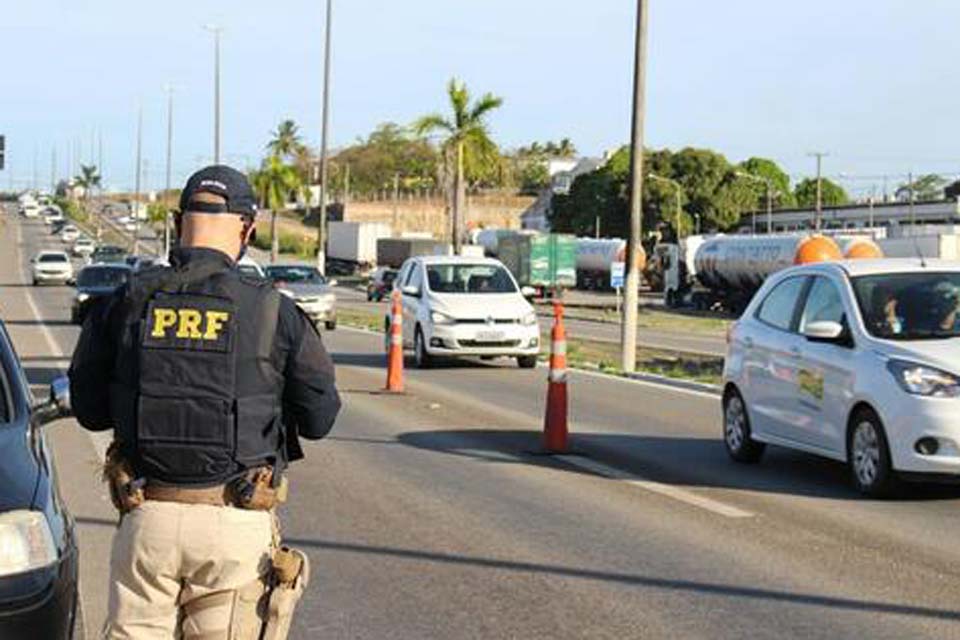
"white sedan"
60,225,80,243
72,237,95,258
388,256,540,368
723,258,960,497
31,251,74,286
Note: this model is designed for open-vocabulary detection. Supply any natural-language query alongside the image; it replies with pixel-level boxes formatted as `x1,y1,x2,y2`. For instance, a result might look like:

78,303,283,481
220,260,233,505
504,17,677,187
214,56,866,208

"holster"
228,467,289,511
102,442,145,514
260,547,310,640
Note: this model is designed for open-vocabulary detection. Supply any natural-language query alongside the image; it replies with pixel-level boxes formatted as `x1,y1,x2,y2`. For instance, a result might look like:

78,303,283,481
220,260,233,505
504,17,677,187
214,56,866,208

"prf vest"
109,259,284,486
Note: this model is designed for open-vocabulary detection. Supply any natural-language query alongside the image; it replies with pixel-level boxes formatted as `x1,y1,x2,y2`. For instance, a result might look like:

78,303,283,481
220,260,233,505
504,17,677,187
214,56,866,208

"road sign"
610,261,625,288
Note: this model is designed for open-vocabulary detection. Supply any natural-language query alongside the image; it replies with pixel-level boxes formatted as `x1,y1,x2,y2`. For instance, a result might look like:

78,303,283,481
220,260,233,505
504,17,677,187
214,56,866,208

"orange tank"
793,235,842,265
842,238,884,259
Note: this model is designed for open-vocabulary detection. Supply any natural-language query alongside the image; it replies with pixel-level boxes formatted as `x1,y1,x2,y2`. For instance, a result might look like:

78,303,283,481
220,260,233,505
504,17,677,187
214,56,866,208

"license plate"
476,331,505,341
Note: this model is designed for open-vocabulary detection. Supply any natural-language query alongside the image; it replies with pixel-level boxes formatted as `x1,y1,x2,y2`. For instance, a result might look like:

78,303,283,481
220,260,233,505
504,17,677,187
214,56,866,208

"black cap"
179,165,258,219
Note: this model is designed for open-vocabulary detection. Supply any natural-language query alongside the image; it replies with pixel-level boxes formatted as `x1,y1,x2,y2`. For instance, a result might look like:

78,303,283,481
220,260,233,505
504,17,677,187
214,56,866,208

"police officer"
69,165,341,639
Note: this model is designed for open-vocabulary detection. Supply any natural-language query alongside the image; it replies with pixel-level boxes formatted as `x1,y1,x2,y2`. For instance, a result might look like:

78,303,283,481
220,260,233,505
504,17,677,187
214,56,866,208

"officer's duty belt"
143,484,233,507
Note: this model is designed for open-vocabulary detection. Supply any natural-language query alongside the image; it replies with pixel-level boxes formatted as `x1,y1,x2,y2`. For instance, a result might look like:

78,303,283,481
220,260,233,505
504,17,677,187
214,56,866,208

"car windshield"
425,264,517,294
38,253,67,263
77,267,129,288
852,272,960,340
265,266,325,284
238,265,263,278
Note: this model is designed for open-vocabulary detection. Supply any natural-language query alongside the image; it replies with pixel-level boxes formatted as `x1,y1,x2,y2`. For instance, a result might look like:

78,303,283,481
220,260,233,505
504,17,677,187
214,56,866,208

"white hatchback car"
724,258,960,496
60,225,80,243
31,251,74,286
389,256,540,368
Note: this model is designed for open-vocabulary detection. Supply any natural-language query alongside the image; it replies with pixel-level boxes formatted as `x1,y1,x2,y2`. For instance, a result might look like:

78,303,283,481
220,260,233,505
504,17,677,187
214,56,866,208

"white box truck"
327,221,392,274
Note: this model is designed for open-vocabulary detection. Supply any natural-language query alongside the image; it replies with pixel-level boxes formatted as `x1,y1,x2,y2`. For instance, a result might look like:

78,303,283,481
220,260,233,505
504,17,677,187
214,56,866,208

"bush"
253,229,316,259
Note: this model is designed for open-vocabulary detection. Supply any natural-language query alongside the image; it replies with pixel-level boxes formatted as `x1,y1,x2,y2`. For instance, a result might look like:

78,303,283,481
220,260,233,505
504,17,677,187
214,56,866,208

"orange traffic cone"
385,290,404,392
543,300,569,453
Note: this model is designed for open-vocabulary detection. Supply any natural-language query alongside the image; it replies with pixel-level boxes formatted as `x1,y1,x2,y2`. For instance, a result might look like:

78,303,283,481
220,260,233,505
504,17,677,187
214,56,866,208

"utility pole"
315,0,333,274
98,130,103,183
908,171,915,228
392,172,400,231
164,85,175,258
343,163,350,206
132,104,143,255
50,146,56,194
808,151,828,231
621,0,648,374
203,25,223,164
32,146,38,191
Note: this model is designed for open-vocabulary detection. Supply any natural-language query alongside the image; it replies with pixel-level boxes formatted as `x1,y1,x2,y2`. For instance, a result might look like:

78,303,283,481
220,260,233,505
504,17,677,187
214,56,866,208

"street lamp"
735,172,775,235
648,173,682,241
315,0,334,274
202,25,223,164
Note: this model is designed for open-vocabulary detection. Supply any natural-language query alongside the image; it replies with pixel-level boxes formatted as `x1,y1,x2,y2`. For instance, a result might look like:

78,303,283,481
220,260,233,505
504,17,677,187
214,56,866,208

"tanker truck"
575,238,647,290
660,234,844,313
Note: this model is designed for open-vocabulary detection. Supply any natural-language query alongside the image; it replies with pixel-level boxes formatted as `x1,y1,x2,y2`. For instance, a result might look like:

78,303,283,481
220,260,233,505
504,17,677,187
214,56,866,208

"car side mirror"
520,286,537,299
401,285,421,298
803,320,844,343
328,278,339,287
35,376,72,425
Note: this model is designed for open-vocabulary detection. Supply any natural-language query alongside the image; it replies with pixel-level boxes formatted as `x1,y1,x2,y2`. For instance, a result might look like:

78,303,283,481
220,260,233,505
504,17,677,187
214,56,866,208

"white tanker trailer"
575,238,646,290
662,234,844,312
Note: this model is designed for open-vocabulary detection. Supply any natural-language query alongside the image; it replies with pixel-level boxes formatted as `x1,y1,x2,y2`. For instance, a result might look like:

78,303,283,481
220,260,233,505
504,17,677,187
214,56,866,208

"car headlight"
76,293,90,303
887,360,960,397
431,311,456,325
521,311,538,326
0,511,57,577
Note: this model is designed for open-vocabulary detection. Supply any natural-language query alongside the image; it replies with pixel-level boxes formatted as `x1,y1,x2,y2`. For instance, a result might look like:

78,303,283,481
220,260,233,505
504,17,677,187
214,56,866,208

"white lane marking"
15,222,111,465
337,324,720,399
556,454,754,519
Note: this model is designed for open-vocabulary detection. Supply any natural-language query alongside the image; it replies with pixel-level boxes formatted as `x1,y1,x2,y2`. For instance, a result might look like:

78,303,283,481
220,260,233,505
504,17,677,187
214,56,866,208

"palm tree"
556,138,577,159
413,78,503,253
252,155,303,263
267,119,305,160
73,165,102,233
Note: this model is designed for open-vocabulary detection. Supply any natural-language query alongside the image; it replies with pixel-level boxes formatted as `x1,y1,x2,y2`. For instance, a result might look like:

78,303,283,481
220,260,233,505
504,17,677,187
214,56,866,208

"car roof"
788,258,960,279
37,250,68,256
413,255,502,266
81,263,131,271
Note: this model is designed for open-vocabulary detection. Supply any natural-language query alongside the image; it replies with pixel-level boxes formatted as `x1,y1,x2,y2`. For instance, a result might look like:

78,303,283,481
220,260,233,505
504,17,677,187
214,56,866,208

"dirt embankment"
262,194,536,240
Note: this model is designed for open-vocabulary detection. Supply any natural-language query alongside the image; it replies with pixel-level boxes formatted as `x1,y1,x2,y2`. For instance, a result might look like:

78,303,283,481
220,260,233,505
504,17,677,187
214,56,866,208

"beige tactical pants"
102,500,276,640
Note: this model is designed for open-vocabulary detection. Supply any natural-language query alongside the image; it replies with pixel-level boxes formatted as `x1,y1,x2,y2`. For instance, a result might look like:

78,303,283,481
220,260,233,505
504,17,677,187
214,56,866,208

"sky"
2,0,960,197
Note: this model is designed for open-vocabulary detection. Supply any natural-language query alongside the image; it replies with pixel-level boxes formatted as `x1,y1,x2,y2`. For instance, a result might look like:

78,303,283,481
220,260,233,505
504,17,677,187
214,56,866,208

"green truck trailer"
497,233,577,295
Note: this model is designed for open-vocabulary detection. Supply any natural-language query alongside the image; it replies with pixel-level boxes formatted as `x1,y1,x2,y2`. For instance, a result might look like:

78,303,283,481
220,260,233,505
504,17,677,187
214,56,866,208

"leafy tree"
737,157,796,209
794,178,848,208
250,155,304,263
945,179,960,201
414,78,504,251
73,164,101,199
896,174,947,202
330,123,439,197
267,120,305,160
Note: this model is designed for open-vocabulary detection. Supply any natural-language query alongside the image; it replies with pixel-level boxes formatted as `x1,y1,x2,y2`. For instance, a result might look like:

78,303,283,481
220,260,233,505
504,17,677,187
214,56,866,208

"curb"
573,361,721,395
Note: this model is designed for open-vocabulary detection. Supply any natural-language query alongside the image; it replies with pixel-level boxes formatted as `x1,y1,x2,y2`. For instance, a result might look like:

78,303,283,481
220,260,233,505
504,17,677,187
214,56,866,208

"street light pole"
132,103,143,256
621,0,649,374
316,0,333,274
808,151,828,231
164,85,175,258
203,25,223,164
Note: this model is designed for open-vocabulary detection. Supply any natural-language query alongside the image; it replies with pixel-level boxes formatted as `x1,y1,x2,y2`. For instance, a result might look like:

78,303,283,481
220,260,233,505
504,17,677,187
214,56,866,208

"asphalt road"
4,210,960,638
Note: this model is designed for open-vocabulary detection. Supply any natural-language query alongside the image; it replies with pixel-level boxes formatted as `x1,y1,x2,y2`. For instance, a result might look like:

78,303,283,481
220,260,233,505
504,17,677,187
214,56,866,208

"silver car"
264,264,338,330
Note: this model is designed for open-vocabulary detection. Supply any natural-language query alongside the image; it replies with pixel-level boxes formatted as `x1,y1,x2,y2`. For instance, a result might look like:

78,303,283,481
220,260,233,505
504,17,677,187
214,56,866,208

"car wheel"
32,278,39,286
848,408,898,498
723,388,765,463
325,320,337,331
517,355,538,369
414,327,433,369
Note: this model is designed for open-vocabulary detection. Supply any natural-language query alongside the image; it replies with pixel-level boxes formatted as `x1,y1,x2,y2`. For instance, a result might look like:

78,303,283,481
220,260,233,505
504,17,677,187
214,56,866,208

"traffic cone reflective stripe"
543,301,569,453
385,291,404,392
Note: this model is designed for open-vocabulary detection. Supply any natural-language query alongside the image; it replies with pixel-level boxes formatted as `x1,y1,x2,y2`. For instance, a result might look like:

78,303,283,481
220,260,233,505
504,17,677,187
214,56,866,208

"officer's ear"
241,218,257,245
